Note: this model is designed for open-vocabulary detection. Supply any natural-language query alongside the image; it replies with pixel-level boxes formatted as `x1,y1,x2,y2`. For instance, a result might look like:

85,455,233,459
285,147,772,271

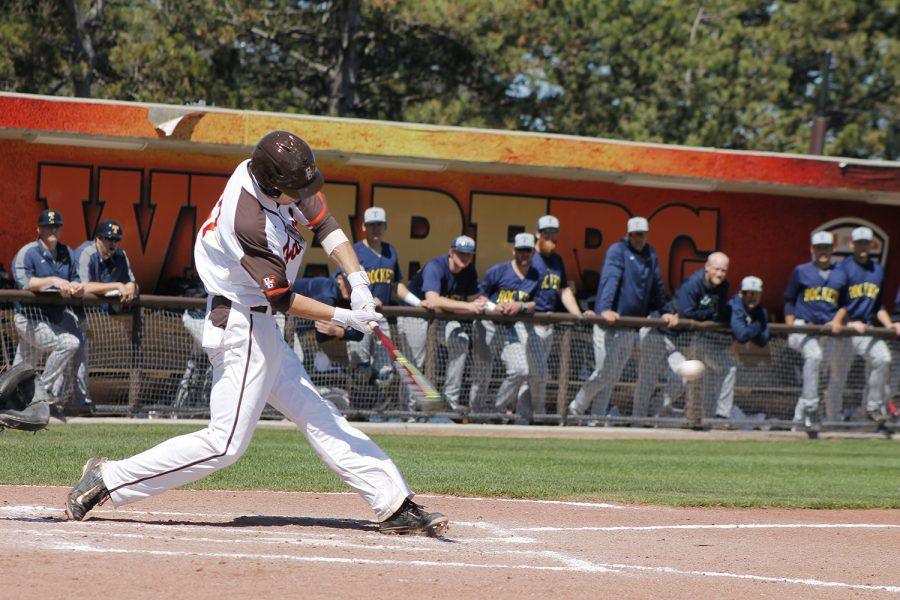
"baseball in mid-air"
677,360,706,381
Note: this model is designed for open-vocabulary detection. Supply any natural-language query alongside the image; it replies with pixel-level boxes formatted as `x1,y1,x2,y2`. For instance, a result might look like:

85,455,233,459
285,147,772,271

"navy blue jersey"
291,276,362,342
595,239,666,317
74,241,136,285
479,260,540,304
783,262,839,324
828,256,885,324
669,268,729,323
727,293,769,347
407,254,479,301
353,241,402,306
532,251,568,312
292,276,340,306
12,240,79,321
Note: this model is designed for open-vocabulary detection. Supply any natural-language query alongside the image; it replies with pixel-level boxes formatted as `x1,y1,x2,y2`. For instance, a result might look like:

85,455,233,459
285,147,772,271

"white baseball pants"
102,302,412,521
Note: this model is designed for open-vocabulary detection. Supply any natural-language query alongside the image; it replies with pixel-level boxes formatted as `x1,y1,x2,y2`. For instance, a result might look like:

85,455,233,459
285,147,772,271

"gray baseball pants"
787,322,832,422
470,320,544,421
825,336,891,418
633,331,736,418
513,322,550,419
569,325,648,417
13,309,89,406
397,316,470,410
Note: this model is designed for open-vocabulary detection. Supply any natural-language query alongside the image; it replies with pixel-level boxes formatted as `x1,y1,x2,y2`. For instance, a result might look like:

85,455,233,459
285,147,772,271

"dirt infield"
2,485,898,598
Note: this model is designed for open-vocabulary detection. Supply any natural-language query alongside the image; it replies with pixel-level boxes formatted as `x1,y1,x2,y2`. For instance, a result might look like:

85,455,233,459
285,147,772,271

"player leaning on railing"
64,130,449,536
824,227,897,426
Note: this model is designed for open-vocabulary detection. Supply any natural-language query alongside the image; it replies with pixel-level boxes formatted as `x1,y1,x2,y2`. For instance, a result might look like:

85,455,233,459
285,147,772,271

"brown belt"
211,295,269,314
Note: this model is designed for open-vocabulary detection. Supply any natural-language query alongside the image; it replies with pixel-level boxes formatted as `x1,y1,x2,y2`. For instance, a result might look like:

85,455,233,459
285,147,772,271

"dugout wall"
0,92,898,317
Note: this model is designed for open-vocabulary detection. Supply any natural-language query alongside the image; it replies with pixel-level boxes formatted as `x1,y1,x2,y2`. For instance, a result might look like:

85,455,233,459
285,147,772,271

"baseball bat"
370,323,443,412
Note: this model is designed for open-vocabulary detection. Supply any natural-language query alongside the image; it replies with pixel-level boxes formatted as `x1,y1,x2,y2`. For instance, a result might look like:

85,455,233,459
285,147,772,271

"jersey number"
283,239,303,262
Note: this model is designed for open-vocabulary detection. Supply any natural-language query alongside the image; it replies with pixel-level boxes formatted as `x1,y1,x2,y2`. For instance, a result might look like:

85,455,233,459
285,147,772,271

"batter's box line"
2,507,527,550
12,528,448,554
0,506,538,546
28,538,900,593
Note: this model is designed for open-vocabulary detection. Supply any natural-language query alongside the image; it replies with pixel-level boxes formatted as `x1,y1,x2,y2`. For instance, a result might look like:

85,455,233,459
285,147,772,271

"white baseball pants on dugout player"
101,302,412,521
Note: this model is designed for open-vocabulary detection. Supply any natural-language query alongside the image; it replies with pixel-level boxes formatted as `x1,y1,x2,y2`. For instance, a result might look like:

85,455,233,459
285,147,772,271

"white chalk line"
8,528,454,555
32,539,616,574
21,536,900,593
0,506,532,546
6,528,584,570
0,504,236,519
516,523,900,532
4,505,900,593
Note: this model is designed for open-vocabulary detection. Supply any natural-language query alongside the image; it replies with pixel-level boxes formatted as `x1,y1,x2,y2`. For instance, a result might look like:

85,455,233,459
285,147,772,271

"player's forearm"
429,294,471,313
287,293,340,321
328,240,363,275
561,287,582,316
27,276,63,292
82,281,121,295
831,308,847,325
876,309,892,329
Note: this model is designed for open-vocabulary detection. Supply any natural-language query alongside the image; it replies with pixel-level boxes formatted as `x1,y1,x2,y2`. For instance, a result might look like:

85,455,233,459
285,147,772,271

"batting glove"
333,307,382,334
347,270,376,312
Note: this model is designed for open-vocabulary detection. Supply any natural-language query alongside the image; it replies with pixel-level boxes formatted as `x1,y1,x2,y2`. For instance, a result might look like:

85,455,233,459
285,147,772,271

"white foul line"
515,523,900,532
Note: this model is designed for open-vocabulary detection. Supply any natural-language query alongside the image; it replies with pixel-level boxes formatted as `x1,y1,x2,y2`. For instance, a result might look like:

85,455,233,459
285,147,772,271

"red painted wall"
2,139,897,319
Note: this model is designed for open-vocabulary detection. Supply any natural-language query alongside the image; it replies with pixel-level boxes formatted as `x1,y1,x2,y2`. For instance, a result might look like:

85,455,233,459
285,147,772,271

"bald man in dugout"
631,252,734,420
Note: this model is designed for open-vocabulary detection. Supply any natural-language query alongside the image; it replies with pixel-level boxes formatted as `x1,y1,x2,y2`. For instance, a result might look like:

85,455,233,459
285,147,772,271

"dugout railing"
0,290,897,432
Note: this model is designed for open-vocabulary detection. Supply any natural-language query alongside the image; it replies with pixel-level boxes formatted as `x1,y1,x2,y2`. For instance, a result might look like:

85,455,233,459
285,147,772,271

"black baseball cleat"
379,498,449,537
65,457,110,521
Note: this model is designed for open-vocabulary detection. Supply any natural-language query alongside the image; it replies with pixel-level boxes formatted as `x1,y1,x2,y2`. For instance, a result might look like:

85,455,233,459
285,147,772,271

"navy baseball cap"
450,235,476,254
97,220,123,240
38,209,63,227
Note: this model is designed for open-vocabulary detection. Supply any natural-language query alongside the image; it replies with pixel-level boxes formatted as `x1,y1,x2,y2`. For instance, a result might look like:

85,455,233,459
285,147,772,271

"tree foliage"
0,0,895,159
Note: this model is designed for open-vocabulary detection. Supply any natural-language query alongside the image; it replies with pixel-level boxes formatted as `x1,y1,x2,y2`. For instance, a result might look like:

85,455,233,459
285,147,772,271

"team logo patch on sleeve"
262,275,277,290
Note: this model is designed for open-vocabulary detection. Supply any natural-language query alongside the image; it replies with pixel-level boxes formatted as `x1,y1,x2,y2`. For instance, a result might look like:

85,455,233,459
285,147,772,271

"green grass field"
2,424,898,508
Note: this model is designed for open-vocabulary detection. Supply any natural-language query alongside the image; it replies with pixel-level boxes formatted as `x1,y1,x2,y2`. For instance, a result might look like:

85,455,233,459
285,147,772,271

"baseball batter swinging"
64,131,448,536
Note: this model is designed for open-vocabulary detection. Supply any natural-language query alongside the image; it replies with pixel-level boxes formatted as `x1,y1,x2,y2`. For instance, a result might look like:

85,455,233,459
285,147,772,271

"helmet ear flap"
248,160,281,197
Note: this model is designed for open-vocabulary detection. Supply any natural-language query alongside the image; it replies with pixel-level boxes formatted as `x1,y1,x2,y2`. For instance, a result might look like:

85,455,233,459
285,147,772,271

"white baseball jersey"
195,159,308,310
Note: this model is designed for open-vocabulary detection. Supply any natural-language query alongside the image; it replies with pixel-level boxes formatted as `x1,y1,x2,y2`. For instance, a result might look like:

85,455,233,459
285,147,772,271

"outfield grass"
1,424,898,508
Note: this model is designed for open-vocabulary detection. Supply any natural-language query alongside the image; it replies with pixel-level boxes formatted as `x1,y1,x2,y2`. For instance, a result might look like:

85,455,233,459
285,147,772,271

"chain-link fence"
1,291,898,432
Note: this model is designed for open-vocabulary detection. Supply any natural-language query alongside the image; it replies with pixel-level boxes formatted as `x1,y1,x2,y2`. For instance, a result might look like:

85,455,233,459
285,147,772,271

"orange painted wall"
2,139,897,318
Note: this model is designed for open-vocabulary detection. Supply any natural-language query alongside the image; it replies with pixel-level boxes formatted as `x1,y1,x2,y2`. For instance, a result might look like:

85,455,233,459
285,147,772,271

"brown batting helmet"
249,131,324,200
